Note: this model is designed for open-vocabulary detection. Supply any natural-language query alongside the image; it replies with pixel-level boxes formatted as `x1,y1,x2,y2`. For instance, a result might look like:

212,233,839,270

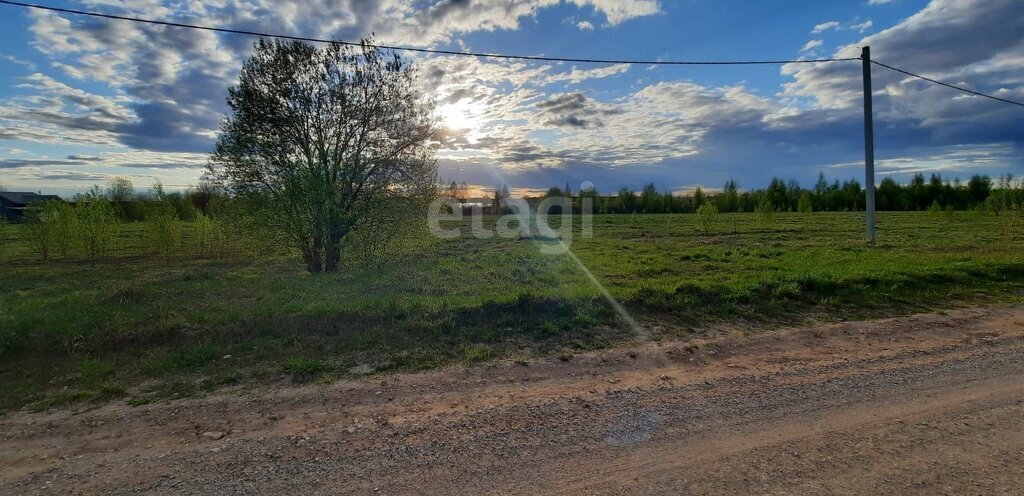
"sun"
438,99,485,133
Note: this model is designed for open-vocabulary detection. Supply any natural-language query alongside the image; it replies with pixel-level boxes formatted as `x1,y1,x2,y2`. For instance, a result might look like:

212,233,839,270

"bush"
696,201,719,235
189,211,224,256
798,192,814,213
23,200,60,260
165,193,198,221
756,198,775,226
998,202,1023,243
74,189,117,262
45,200,80,258
142,200,181,257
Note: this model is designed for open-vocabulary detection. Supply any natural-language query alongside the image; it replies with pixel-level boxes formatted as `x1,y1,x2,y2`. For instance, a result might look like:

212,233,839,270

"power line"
0,0,858,66
871,59,1024,108
2,1,1020,109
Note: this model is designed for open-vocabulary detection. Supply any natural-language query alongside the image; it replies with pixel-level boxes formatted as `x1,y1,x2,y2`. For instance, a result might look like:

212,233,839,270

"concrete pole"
862,46,877,243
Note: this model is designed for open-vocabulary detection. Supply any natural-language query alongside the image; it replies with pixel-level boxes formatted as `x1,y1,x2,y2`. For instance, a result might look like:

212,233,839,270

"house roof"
0,191,61,205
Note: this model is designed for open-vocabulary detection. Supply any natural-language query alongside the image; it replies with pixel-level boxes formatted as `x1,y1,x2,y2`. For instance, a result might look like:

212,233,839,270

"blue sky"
0,0,1021,196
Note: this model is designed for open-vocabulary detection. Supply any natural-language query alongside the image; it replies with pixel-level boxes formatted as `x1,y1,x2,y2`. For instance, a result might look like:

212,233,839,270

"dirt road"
3,306,1024,495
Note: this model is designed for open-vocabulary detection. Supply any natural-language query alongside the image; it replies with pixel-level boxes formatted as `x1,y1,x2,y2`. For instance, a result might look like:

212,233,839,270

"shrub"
23,200,59,260
998,202,1023,243
189,211,224,256
756,198,775,226
168,193,198,221
75,189,117,262
45,200,80,258
142,200,181,257
696,201,719,235
798,192,814,213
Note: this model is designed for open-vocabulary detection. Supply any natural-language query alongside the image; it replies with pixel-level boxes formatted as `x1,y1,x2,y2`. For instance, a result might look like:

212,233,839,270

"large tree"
210,38,437,273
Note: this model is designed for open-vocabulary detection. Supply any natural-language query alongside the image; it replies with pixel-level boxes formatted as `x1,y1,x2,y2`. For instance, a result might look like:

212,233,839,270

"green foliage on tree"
24,201,58,260
75,188,117,263
639,183,661,213
696,201,719,235
616,187,637,213
718,179,739,213
798,191,814,214
990,176,1024,243
189,211,226,257
756,198,775,226
142,199,181,258
209,37,437,274
105,176,138,221
998,204,1023,243
535,172,1021,216
45,199,80,258
693,186,706,208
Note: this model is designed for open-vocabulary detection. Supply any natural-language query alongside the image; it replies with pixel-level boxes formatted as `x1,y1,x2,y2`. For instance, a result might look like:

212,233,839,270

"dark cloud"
33,171,111,182
0,158,83,169
536,93,588,112
114,101,221,153
427,0,474,22
535,92,619,129
443,87,478,104
545,115,594,128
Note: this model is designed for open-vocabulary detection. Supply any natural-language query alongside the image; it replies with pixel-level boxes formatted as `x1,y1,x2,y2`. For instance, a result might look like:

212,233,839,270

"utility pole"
862,46,876,243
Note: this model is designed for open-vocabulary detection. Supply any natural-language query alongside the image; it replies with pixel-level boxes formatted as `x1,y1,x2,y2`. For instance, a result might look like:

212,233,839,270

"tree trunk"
302,252,322,273
301,239,323,274
323,232,344,273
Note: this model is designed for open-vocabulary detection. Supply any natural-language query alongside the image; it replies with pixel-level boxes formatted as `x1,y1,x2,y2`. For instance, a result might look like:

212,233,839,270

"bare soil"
2,305,1024,495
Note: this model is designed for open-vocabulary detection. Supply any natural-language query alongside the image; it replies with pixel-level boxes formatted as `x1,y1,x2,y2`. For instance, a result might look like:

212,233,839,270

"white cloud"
812,18,873,35
800,40,824,53
576,20,594,30
0,53,37,71
566,0,661,26
850,19,873,32
811,21,840,34
545,63,632,84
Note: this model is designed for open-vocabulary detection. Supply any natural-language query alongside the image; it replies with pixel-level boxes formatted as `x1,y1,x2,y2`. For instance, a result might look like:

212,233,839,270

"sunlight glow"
438,99,486,138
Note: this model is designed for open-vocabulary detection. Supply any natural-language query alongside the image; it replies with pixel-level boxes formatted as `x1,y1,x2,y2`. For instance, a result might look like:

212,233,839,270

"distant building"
0,191,62,222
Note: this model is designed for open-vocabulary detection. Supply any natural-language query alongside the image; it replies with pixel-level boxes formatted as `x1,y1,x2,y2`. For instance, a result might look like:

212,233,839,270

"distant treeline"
510,173,1024,214
100,178,220,222
20,171,1024,223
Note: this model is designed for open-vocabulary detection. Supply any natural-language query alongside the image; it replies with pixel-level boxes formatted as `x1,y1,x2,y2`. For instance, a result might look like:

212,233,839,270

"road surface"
2,305,1023,495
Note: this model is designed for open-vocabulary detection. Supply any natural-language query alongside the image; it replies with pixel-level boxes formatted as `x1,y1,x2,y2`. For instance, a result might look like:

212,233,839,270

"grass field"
1,211,1023,412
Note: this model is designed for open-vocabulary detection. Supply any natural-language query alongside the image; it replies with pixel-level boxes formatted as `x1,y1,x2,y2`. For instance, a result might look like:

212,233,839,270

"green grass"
1,211,1022,411
282,357,332,381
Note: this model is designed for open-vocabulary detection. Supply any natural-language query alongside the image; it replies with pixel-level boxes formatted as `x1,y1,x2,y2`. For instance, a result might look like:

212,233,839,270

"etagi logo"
427,193,593,255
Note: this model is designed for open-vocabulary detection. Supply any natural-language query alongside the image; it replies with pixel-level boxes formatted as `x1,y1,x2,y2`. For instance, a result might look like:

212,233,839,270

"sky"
0,0,1022,197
